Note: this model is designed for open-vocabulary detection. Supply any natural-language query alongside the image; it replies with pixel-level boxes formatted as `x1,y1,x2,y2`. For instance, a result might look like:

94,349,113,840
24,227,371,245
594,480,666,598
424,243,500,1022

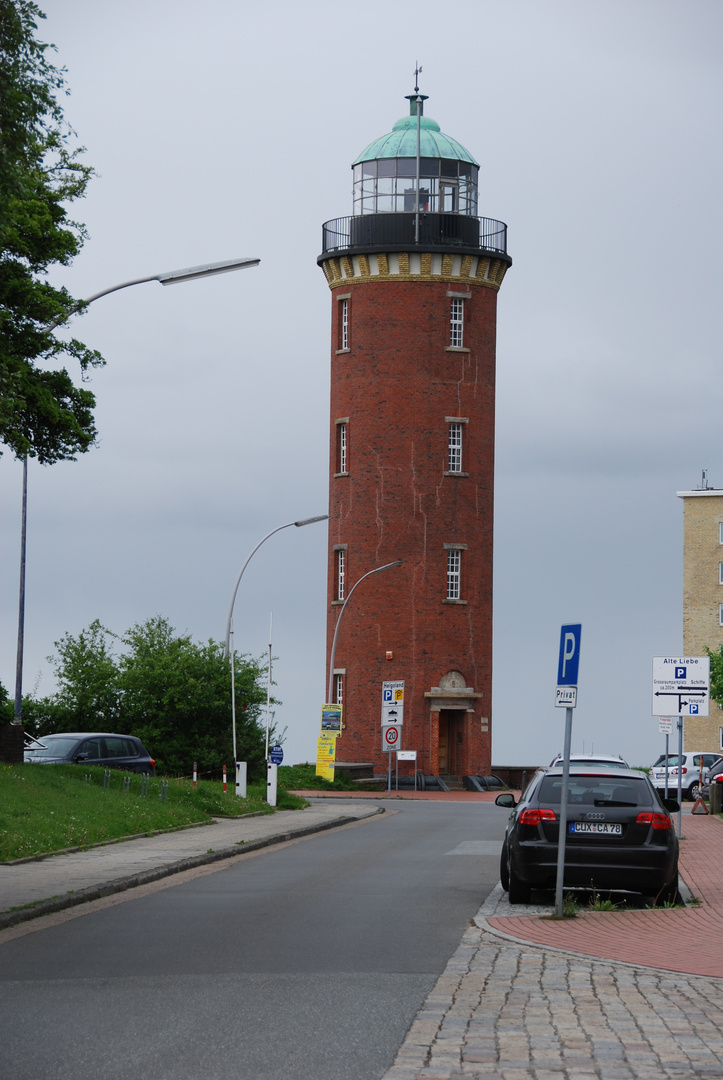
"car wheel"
508,864,531,905
500,842,509,892
688,782,701,801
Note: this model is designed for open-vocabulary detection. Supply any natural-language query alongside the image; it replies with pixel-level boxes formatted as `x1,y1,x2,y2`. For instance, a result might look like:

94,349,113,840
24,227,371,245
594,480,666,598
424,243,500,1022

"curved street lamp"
327,559,403,704
224,514,328,761
13,256,260,725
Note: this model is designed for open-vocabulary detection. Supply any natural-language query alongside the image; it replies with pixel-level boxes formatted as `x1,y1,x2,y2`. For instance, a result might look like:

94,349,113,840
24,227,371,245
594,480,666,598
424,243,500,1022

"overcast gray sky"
2,0,721,770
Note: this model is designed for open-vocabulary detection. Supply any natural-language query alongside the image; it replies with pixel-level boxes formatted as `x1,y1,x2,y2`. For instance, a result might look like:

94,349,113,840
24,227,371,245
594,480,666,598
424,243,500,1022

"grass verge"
0,763,307,862
278,763,367,792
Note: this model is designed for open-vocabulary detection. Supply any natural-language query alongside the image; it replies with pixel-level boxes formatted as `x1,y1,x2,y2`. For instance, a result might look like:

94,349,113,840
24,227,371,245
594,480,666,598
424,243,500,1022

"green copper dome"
353,100,478,166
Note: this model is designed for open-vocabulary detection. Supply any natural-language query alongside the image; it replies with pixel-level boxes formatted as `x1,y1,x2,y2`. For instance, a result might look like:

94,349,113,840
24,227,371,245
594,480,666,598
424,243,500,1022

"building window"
334,673,344,705
450,298,464,348
337,549,345,601
448,422,463,472
337,421,348,474
446,549,461,600
719,603,723,626
336,294,350,351
720,522,723,545
719,563,723,585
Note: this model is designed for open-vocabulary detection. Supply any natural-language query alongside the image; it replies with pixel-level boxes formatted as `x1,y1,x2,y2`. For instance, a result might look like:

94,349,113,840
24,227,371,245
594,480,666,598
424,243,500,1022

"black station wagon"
24,732,155,775
496,766,679,904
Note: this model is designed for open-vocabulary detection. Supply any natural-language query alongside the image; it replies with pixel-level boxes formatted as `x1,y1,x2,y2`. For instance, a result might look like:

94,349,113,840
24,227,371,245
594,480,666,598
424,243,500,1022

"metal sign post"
554,623,582,917
658,718,673,799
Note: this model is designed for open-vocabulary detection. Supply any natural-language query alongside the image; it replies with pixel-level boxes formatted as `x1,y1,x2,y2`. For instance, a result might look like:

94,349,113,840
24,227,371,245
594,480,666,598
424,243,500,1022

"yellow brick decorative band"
319,251,508,292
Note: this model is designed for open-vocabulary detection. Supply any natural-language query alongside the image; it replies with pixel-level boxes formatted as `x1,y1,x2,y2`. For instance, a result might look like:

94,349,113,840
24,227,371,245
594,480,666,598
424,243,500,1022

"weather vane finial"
414,61,423,94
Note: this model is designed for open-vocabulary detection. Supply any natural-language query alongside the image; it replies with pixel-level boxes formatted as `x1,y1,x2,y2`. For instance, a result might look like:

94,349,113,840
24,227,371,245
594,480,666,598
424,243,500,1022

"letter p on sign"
557,624,582,686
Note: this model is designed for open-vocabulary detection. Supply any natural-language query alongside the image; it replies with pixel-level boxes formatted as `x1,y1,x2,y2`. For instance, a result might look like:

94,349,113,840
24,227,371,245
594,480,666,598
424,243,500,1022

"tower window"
336,294,350,351
338,421,348,474
340,298,349,349
446,549,461,600
448,423,463,472
334,673,344,705
336,548,345,601
450,298,464,348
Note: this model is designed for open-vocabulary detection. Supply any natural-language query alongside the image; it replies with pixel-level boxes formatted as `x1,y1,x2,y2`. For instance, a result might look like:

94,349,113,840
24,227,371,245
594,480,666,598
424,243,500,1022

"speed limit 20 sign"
382,725,400,751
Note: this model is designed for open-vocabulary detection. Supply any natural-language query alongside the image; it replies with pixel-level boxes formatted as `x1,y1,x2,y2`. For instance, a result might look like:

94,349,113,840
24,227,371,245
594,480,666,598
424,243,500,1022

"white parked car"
649,752,720,801
548,753,629,769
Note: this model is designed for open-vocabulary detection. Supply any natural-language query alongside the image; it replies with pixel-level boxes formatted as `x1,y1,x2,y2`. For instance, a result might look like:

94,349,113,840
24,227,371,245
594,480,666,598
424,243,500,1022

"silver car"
649,752,719,801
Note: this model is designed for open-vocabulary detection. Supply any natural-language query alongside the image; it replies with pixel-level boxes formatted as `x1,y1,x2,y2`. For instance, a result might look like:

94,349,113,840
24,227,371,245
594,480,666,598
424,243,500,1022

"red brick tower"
318,91,511,779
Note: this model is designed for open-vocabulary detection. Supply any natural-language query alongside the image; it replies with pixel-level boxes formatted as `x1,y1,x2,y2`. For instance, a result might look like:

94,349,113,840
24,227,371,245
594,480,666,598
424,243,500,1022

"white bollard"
266,761,277,807
235,761,247,798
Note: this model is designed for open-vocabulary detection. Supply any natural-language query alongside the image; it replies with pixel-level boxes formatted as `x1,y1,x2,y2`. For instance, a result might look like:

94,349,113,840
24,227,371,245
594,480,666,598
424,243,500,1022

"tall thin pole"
554,706,574,915
328,560,402,703
265,612,273,759
229,619,237,761
13,456,28,724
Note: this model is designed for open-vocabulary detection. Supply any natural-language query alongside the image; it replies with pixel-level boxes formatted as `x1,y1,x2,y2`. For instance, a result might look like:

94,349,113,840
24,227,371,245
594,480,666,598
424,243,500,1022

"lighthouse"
318,88,511,781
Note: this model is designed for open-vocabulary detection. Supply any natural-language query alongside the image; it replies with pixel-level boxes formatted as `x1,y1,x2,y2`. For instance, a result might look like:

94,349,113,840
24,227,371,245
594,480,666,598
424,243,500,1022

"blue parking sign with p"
557,624,582,686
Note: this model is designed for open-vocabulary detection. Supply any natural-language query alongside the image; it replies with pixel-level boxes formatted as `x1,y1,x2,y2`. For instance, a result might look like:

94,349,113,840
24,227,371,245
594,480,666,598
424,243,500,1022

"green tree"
707,646,723,709
33,616,272,779
117,617,270,779
0,0,104,462
45,618,119,728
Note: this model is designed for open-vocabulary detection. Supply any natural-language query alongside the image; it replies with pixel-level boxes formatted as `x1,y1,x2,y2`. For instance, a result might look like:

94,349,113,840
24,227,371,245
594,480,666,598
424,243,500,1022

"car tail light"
519,808,556,825
150,759,156,768
636,812,672,830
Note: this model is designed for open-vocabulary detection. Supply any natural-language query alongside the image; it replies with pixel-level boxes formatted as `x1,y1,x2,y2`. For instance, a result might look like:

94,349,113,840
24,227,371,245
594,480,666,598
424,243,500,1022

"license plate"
570,822,622,836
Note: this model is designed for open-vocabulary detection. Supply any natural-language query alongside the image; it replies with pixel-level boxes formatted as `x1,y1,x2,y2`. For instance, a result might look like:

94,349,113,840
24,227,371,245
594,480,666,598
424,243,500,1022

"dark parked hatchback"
24,733,155,775
496,766,679,904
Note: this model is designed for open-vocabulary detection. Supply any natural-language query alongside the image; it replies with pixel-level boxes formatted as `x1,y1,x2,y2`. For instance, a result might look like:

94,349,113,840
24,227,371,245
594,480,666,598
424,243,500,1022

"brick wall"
324,276,499,775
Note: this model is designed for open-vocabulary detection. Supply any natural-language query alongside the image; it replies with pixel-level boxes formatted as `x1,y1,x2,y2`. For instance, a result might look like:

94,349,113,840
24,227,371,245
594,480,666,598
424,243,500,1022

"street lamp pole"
12,256,260,726
327,559,402,704
224,514,328,762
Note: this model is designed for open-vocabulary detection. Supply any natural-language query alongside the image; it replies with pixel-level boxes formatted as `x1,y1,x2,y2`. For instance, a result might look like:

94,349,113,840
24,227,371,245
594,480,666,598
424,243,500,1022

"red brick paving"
487,813,723,977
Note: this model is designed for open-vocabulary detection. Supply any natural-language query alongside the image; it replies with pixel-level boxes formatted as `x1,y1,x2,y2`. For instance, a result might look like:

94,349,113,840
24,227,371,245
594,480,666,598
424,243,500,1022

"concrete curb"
0,807,384,931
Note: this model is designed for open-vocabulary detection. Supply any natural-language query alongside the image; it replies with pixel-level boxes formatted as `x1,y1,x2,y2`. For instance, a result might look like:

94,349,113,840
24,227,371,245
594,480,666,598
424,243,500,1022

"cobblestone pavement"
381,812,723,1080
382,921,723,1080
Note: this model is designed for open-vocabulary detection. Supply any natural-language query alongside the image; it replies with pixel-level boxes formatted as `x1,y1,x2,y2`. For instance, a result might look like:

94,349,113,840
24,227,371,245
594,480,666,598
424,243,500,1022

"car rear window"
104,737,138,758
538,776,650,807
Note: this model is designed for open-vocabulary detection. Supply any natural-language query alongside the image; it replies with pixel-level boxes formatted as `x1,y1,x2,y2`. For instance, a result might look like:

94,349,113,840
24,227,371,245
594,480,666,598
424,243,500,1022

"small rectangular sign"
382,724,401,751
652,656,710,717
315,734,336,780
381,680,404,726
320,703,342,736
397,750,417,761
658,717,673,736
555,686,577,708
557,624,582,686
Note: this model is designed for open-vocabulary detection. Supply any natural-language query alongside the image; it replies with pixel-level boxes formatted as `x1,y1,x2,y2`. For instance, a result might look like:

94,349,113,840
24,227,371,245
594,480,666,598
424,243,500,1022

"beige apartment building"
678,487,723,751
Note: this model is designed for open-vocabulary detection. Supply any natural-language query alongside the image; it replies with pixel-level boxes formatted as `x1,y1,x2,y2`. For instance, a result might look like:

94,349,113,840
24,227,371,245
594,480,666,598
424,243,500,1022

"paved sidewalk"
0,800,381,927
483,813,722,978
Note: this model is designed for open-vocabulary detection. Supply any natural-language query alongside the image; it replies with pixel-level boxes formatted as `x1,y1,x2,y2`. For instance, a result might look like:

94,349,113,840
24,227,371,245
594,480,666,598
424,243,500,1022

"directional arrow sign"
652,656,710,717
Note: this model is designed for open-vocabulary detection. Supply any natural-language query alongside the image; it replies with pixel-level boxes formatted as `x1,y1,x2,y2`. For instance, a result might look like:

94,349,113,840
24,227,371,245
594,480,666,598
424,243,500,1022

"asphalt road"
0,800,508,1080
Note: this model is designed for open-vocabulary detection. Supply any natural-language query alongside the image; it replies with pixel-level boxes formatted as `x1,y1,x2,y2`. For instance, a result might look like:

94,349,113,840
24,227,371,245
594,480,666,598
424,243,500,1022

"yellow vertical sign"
316,734,336,781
